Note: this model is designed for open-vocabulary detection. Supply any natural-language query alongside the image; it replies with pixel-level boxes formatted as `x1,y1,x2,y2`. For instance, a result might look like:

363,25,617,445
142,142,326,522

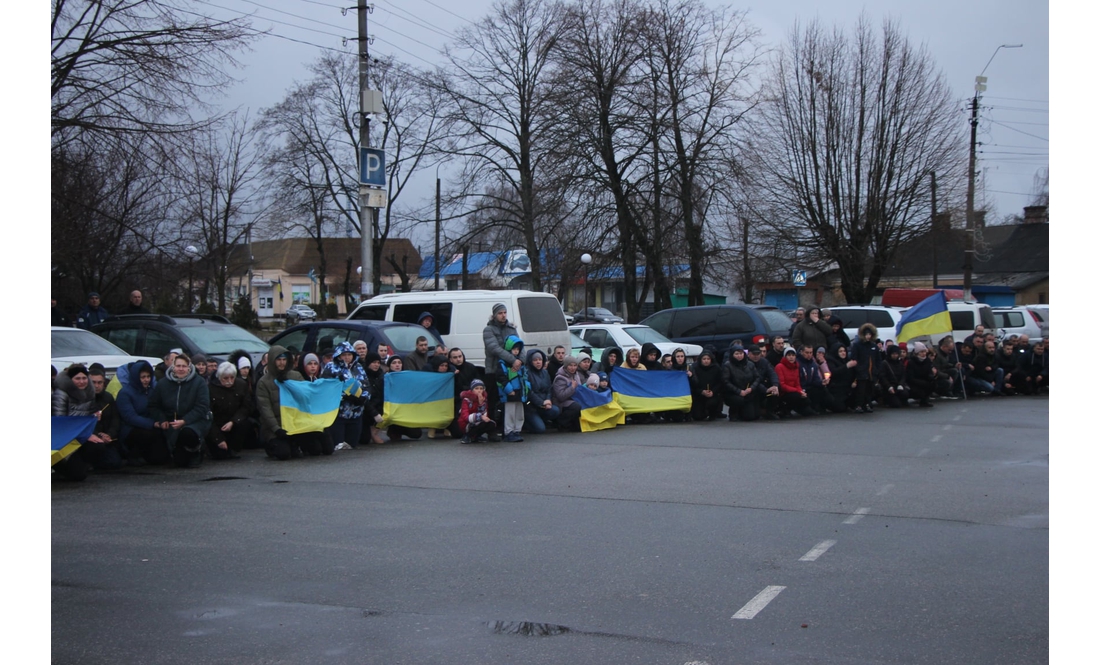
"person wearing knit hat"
457,378,497,443
905,341,936,407
484,302,519,437
321,341,376,451
360,351,387,445
192,353,208,378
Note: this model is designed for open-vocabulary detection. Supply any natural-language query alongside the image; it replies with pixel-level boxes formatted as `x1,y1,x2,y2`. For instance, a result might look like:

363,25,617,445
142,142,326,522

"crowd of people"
52,303,1048,480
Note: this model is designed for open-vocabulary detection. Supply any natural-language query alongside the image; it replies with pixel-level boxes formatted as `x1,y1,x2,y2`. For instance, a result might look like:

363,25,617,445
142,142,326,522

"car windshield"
624,326,673,344
178,325,269,354
759,309,797,333
589,308,616,317
570,332,589,347
383,326,443,353
52,329,130,357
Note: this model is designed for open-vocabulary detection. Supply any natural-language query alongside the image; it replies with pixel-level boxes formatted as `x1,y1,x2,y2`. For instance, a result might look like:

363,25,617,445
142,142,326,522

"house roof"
884,222,1048,278
230,237,422,277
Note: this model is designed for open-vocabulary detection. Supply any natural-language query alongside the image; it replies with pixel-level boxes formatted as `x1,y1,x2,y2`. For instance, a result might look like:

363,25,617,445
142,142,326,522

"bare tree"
432,0,564,291
172,113,270,316
748,17,964,303
648,0,761,306
51,0,253,151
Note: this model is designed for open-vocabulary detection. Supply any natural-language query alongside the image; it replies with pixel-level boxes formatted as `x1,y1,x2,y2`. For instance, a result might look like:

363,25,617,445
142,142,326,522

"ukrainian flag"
382,372,454,429
895,292,953,342
572,386,626,432
52,415,96,466
610,368,691,414
279,378,347,435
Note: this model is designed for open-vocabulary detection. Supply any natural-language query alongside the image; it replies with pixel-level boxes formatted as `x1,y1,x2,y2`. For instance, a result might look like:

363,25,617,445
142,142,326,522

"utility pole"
963,44,1022,301
435,176,441,291
357,0,374,302
930,171,939,288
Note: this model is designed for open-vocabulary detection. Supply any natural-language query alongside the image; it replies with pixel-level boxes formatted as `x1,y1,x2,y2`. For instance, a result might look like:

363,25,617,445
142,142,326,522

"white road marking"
930,435,942,443
731,585,786,620
799,540,837,562
942,424,953,431
952,415,962,421
843,507,870,525
917,448,930,457
877,483,894,496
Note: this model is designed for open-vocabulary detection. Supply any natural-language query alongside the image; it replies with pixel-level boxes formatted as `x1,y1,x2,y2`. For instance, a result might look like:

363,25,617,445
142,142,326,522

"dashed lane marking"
799,540,837,562
731,586,786,620
843,507,870,525
942,424,953,431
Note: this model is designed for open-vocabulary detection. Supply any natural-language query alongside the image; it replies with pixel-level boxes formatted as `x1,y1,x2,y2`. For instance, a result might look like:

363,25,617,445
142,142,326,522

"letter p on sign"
360,148,386,187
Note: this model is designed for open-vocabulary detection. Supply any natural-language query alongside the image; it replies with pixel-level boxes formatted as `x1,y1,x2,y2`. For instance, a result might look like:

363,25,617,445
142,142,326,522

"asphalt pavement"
52,396,1048,664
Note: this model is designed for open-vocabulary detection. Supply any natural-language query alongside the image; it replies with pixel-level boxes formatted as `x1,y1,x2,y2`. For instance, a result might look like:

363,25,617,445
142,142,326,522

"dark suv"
268,321,445,358
639,304,793,356
92,314,270,366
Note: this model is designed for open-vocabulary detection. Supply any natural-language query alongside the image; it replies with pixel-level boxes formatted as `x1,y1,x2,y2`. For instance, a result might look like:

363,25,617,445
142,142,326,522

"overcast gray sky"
199,0,1048,225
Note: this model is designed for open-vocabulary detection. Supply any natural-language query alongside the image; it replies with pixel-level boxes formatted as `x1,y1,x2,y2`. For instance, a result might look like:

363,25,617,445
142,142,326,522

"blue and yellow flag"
279,379,346,435
610,368,691,414
51,416,96,466
382,372,454,429
896,292,953,342
572,386,626,432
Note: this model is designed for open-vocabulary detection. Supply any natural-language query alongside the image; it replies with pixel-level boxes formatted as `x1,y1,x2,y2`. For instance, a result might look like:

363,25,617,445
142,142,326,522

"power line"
983,95,1049,104
238,0,350,33
413,0,477,25
177,4,349,53
196,0,352,39
375,0,456,40
988,120,1048,142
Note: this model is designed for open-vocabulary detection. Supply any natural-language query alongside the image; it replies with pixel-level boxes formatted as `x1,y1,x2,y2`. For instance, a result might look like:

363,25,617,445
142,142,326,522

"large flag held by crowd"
895,292,953,343
278,378,348,435
610,368,692,414
572,386,626,432
51,415,96,466
382,372,454,429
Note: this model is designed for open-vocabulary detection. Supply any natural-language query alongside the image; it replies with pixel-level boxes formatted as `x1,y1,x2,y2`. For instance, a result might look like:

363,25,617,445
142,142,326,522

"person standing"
52,298,72,327
122,290,150,314
483,303,519,432
791,307,832,353
76,292,110,330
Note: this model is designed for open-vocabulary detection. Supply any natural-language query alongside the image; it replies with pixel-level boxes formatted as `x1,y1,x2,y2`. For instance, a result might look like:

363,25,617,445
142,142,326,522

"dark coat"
209,378,252,430
848,323,882,381
791,317,832,353
117,360,157,440
255,345,304,441
722,354,761,396
689,352,725,397
93,390,121,440
148,363,211,450
483,316,519,376
526,349,554,406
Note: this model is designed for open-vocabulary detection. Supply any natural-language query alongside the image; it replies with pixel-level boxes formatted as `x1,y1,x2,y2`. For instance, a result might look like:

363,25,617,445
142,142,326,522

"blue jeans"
523,404,561,433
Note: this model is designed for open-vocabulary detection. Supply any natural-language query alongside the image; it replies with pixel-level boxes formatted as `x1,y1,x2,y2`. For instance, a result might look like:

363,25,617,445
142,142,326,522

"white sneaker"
334,442,353,451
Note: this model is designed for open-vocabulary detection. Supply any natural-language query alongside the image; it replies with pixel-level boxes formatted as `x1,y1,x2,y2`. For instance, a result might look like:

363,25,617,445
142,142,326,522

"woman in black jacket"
208,362,252,459
689,350,726,421
905,342,936,407
825,342,856,411
721,343,761,421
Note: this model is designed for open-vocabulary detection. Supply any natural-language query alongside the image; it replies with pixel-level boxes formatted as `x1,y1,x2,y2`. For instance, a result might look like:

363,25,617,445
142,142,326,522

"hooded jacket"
721,348,761,395
149,360,211,450
791,314,832,353
256,345,304,441
689,351,725,397
599,346,624,377
322,341,371,420
52,371,97,417
827,316,852,349
640,343,662,371
848,323,881,380
497,336,529,402
825,343,855,399
525,349,553,406
117,360,157,439
880,348,909,391
417,311,443,342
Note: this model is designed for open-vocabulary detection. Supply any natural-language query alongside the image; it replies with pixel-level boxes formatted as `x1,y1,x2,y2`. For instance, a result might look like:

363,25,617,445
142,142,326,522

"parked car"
1024,305,1049,339
52,326,161,380
639,305,793,358
268,321,446,360
992,307,1044,343
570,323,703,362
572,307,624,324
569,331,603,363
92,314,270,367
285,304,317,325
827,305,908,344
936,301,999,347
347,289,570,366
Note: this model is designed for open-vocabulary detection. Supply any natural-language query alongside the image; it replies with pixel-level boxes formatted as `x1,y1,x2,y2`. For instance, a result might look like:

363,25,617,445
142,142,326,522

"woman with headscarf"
640,343,662,371
552,356,584,432
207,362,251,460
905,342,936,407
689,350,726,421
322,341,377,450
825,342,857,411
148,353,211,468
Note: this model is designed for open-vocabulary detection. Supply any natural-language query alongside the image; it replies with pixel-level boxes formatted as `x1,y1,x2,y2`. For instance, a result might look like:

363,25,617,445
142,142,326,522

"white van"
347,290,571,367
927,301,998,346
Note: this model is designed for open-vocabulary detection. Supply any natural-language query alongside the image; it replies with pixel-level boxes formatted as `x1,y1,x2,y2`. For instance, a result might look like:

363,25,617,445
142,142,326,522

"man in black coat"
76,292,110,330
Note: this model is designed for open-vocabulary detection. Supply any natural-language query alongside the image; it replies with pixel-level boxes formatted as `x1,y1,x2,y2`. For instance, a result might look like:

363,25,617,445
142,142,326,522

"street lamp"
964,43,1022,299
580,253,592,319
184,245,199,313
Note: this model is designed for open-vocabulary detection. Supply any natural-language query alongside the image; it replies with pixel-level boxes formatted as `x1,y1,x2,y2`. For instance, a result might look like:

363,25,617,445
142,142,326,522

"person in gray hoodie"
148,353,211,467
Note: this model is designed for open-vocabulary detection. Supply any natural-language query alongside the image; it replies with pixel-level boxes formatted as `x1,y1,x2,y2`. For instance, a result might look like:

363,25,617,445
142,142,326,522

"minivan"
639,304,793,357
347,290,571,367
828,305,908,344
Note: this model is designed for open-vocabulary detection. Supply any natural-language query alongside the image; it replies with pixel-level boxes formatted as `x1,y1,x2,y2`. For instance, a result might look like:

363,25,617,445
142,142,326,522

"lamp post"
184,245,199,313
580,253,592,320
964,43,1022,299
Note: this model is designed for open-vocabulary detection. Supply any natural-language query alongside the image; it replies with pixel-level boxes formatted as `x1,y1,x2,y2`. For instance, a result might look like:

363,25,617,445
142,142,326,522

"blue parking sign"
359,148,386,186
